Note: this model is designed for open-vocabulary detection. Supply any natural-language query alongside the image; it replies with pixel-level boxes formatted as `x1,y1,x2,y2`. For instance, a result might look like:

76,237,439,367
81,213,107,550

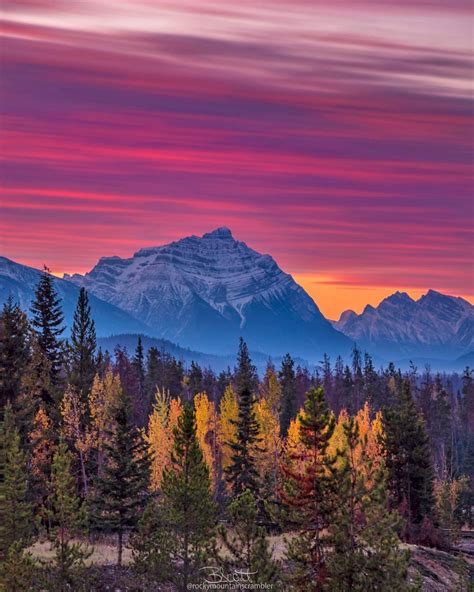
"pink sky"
1,0,473,318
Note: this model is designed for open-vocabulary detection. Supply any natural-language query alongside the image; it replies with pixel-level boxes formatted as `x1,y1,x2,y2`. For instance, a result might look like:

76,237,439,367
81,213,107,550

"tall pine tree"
30,266,65,394
0,298,30,413
69,287,96,403
279,353,296,437
92,388,151,565
382,380,435,542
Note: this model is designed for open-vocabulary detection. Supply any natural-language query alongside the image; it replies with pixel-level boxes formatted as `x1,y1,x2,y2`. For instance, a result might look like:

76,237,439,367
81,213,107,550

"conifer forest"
0,268,472,591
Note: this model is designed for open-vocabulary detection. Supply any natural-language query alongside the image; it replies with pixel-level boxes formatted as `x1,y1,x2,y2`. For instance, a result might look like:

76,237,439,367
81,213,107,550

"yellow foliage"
194,392,218,488
218,384,238,472
255,397,280,495
29,406,54,479
146,389,182,491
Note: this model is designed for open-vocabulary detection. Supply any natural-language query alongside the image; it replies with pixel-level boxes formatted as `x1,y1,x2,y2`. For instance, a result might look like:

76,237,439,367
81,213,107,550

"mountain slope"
66,227,350,358
334,290,474,360
0,256,151,337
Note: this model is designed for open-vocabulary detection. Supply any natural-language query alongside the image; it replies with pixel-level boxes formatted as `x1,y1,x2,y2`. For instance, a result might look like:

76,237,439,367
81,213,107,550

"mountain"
0,256,151,337
66,227,350,358
334,290,474,361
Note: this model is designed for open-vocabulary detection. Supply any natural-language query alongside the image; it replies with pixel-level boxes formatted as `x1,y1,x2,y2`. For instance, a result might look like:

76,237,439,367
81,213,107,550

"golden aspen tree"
194,392,219,488
29,405,55,523
218,384,238,473
60,386,90,495
254,397,280,498
146,389,182,491
260,364,282,415
87,369,121,477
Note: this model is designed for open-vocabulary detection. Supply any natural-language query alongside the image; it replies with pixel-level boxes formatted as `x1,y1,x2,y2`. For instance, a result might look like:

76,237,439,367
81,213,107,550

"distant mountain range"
333,290,473,361
1,228,472,369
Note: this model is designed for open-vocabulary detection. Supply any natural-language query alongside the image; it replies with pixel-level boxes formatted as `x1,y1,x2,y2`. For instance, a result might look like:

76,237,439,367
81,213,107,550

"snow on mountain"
66,227,350,358
0,256,150,337
334,289,474,360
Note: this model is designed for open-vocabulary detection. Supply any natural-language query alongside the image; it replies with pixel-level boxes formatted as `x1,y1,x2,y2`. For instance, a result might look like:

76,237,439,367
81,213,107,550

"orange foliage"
194,392,219,488
218,384,238,472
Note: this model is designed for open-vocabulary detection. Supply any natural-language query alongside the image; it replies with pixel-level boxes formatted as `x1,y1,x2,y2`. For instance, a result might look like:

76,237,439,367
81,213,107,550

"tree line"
0,267,472,590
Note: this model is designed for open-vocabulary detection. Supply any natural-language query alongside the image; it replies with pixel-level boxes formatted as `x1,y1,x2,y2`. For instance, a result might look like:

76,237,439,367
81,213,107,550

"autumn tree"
280,387,338,591
29,405,56,520
30,266,65,392
194,392,219,490
255,397,280,500
60,386,90,496
218,384,238,474
69,287,96,403
146,389,182,491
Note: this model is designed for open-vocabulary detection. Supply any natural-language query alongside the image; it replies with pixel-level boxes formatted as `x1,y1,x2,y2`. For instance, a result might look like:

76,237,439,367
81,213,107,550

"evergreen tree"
235,338,257,396
30,266,65,393
0,542,38,592
133,335,145,389
45,440,92,591
280,387,338,591
219,490,281,587
93,389,151,565
279,353,296,437
144,346,160,413
325,417,412,591
0,404,33,561
160,402,217,591
225,386,261,498
382,380,435,541
187,360,203,399
69,287,96,403
0,298,30,412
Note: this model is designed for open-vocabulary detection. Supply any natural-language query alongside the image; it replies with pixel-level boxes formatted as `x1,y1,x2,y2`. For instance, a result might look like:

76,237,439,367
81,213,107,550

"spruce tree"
280,387,338,591
325,417,412,591
219,489,281,587
93,389,151,565
382,380,435,541
133,336,145,403
279,353,296,437
0,542,38,592
0,298,30,412
45,440,92,591
30,266,65,393
69,287,96,403
235,338,257,396
160,402,217,591
225,385,261,498
0,404,33,561
225,341,261,498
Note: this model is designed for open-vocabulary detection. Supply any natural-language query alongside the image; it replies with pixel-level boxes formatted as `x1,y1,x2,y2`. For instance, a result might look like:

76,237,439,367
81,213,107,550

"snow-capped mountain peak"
66,228,349,357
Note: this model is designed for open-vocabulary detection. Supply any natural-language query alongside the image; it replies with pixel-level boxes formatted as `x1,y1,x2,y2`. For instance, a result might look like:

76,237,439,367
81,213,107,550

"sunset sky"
1,1,473,319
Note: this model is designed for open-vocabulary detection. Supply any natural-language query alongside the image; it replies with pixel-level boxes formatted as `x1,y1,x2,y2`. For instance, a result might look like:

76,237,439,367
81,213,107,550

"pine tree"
225,385,261,498
0,404,33,561
280,387,338,591
45,440,92,591
187,361,203,399
325,417,412,591
133,336,145,405
279,353,296,437
93,389,151,566
30,266,65,393
235,338,257,396
0,298,30,412
219,489,281,587
382,380,435,542
0,542,38,592
160,402,217,591
225,342,261,498
69,288,96,403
